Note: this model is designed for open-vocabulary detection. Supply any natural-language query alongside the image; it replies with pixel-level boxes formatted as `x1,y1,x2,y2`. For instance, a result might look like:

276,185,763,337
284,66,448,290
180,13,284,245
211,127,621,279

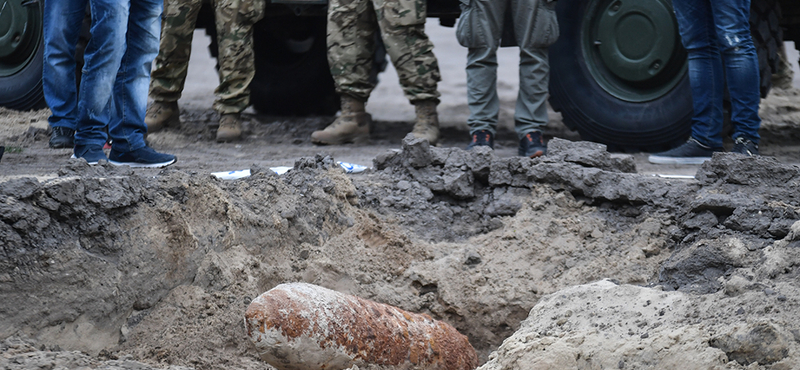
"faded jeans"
75,0,162,152
43,0,89,130
673,0,761,148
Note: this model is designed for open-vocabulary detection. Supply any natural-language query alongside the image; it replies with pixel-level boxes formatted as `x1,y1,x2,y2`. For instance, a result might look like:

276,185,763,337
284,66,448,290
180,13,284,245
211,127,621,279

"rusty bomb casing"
244,282,478,370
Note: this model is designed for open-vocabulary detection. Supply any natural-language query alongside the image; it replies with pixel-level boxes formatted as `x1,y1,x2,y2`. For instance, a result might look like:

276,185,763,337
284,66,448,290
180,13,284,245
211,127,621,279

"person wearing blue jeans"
72,0,176,167
43,0,88,148
649,0,762,165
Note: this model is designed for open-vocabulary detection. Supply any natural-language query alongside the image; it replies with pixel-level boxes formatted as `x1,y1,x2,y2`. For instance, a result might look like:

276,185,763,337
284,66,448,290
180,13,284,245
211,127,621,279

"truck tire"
549,0,693,152
207,15,339,116
751,0,782,98
0,0,46,111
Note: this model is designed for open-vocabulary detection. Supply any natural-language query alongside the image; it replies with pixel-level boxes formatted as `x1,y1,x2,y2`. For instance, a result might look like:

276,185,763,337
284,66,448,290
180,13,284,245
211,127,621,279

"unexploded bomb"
244,282,478,370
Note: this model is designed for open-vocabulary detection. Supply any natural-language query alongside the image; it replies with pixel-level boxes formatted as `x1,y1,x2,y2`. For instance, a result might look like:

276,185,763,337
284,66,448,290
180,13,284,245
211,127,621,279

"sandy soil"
2,26,800,370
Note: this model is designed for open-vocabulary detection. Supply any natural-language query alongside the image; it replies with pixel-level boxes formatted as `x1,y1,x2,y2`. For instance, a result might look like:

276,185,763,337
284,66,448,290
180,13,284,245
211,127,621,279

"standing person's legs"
373,0,441,143
212,0,264,115
710,0,762,145
43,0,89,148
673,0,725,149
211,0,265,142
459,0,505,137
107,0,162,153
327,0,378,101
74,0,129,160
146,0,202,132
512,0,552,138
311,0,375,145
106,0,176,167
373,0,441,103
148,0,203,103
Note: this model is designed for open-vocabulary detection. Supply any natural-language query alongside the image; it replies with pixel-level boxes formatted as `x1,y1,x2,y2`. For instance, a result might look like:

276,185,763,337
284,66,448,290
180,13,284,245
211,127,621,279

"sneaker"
49,127,75,149
731,137,759,156
648,138,722,164
518,131,547,158
71,145,108,165
108,146,176,168
466,130,494,150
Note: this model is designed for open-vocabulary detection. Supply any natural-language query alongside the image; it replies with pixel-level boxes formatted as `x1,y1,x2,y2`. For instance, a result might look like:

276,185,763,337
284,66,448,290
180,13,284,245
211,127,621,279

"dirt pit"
2,90,800,369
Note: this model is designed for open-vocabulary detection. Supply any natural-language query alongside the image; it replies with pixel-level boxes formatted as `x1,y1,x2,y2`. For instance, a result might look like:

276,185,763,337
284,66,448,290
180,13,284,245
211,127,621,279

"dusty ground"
2,28,800,370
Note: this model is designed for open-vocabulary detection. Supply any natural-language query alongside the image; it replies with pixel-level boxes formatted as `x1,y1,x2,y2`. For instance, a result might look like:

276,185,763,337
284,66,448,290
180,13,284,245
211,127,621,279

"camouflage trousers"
149,0,265,114
327,0,441,103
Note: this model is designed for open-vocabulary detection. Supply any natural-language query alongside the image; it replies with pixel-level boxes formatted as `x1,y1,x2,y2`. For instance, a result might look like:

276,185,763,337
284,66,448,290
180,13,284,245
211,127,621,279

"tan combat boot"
145,101,180,133
311,95,370,145
412,100,440,145
216,113,242,142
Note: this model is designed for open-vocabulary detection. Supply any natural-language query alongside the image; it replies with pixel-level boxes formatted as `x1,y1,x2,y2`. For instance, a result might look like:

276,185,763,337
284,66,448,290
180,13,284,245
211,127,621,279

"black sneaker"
109,146,176,168
467,130,494,150
731,137,759,156
71,145,108,165
648,138,722,164
49,127,75,149
518,131,547,158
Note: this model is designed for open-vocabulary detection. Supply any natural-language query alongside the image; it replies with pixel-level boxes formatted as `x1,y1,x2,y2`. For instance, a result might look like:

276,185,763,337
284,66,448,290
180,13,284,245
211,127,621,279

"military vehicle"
1,0,796,150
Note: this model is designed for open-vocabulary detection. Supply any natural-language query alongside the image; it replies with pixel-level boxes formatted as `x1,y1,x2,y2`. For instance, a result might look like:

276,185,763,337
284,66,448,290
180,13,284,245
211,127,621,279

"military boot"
411,100,440,145
311,95,370,145
216,113,243,142
145,101,180,133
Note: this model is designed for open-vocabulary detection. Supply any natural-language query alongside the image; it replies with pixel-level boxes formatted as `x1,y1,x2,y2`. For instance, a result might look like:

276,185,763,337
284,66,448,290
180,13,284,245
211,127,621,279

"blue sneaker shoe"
466,130,494,150
108,146,176,168
518,131,547,158
731,137,759,157
72,145,108,165
648,138,723,165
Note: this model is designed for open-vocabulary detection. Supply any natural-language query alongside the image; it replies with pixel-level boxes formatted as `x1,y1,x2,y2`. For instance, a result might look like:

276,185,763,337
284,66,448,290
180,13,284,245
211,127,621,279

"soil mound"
2,138,800,369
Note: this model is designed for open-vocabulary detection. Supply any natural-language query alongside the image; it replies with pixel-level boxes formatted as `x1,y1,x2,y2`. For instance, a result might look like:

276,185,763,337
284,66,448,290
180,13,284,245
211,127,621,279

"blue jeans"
673,0,762,148
75,0,162,152
43,0,89,130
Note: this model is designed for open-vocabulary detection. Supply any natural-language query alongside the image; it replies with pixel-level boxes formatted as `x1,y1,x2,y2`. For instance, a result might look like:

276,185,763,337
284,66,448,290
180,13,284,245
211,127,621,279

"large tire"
206,15,340,116
549,0,693,152
0,0,46,111
750,0,782,98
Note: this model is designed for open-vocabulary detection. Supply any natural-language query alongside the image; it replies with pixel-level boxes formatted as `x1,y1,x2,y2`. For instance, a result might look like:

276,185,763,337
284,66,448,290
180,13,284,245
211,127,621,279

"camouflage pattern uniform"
327,0,441,103
149,0,265,114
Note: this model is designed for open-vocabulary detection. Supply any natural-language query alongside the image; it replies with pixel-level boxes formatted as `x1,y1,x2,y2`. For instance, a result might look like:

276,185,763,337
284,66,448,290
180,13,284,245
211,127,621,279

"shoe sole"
70,154,103,165
525,150,545,158
108,158,176,168
311,134,369,145
648,155,710,165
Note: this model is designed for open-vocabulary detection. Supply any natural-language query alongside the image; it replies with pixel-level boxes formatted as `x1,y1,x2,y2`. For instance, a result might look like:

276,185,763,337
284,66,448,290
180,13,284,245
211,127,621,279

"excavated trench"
1,137,799,369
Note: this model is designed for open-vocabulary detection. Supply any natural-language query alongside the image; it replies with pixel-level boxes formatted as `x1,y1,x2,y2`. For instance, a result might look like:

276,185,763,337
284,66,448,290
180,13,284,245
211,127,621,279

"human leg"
672,0,725,149
146,0,203,132
457,0,505,136
649,0,724,164
43,0,89,147
512,0,552,140
372,0,441,144
212,0,264,115
74,0,129,153
327,0,379,101
710,0,762,145
149,0,203,103
312,0,376,144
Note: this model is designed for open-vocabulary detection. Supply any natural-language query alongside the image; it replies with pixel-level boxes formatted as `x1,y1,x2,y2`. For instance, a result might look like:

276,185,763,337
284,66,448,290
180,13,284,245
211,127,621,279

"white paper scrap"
338,161,368,174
